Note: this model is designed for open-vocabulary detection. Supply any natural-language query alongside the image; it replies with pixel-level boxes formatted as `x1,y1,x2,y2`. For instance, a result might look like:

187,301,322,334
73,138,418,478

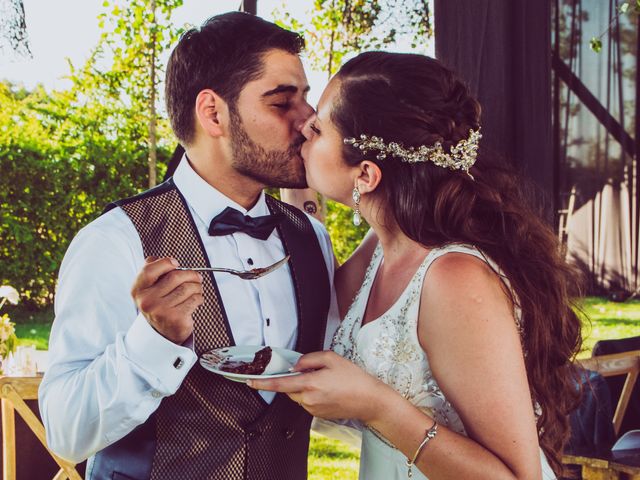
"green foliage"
0,81,172,305
589,1,640,53
5,304,53,325
325,201,369,264
589,37,602,53
93,0,183,118
1,0,182,306
274,0,432,77
89,0,184,186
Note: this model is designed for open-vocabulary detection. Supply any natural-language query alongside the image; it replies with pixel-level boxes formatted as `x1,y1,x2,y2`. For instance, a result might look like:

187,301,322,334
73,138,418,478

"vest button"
247,428,262,439
283,428,295,440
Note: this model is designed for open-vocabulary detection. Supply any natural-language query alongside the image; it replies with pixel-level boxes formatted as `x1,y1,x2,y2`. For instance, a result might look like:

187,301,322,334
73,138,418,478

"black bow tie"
208,207,284,240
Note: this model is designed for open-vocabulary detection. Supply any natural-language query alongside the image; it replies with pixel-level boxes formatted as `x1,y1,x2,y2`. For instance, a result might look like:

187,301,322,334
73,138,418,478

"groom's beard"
229,107,308,188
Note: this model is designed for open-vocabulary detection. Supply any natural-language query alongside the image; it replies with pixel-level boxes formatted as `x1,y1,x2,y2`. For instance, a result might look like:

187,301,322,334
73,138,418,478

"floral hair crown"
343,127,482,178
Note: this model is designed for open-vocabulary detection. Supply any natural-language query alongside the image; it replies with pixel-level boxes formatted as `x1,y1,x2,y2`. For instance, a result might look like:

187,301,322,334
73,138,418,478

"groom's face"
229,49,314,188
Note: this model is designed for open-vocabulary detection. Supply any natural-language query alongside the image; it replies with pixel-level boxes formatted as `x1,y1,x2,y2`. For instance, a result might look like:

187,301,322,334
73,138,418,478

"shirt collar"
172,154,270,227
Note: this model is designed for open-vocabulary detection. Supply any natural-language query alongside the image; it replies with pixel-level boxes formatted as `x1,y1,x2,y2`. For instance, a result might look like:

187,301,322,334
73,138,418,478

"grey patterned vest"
87,179,330,480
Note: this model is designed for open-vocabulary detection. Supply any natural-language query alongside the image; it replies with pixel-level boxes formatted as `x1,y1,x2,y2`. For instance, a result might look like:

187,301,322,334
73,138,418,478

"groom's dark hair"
165,12,304,145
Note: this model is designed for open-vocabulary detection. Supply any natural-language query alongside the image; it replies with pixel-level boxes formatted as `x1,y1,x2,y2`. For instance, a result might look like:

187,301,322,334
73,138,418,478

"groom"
39,12,339,480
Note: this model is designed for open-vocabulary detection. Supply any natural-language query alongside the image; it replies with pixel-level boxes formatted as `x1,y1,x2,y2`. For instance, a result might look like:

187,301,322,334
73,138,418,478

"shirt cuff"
124,313,197,394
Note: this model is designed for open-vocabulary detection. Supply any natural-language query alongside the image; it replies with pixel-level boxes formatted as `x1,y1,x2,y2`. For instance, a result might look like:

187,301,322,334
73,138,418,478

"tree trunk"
240,0,257,15
148,0,157,188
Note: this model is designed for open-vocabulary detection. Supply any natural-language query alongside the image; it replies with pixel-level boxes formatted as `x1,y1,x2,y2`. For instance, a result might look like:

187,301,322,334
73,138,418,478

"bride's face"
300,79,358,205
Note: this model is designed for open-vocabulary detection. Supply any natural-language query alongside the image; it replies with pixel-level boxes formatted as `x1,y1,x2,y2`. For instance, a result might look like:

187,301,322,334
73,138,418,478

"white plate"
200,345,302,383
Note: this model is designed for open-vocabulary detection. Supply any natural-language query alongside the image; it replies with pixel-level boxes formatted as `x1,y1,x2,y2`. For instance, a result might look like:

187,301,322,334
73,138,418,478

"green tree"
93,0,184,187
275,0,432,78
1,0,183,306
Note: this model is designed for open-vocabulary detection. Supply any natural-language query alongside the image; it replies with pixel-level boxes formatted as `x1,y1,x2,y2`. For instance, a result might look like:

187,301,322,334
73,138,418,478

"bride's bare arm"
361,253,543,479
280,188,324,222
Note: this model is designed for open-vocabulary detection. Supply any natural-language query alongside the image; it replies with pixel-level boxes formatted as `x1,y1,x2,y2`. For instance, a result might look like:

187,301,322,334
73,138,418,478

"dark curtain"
554,0,638,294
434,0,554,213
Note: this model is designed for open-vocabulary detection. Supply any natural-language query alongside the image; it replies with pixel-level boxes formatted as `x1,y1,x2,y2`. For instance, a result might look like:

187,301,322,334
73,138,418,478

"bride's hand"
247,351,390,422
279,188,324,222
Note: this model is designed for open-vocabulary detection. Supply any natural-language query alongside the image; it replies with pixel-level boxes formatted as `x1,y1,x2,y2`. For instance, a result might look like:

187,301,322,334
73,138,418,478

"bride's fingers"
291,350,338,372
247,373,309,393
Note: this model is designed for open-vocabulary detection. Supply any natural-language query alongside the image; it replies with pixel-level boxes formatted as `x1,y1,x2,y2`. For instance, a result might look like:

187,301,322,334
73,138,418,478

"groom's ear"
356,161,382,193
194,89,227,138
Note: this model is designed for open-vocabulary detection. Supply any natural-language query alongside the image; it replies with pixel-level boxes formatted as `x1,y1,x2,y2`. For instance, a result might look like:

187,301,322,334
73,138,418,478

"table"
563,447,640,479
0,375,81,480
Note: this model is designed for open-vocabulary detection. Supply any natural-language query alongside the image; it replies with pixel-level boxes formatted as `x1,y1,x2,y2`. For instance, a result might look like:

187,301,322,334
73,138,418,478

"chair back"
579,348,640,436
0,376,84,480
593,336,640,435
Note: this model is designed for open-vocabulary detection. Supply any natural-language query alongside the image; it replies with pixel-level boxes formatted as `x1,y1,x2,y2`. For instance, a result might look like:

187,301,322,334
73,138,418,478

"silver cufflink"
173,357,184,369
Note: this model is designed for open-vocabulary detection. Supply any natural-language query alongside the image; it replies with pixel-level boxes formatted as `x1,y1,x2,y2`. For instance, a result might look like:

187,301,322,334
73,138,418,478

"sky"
1,0,434,107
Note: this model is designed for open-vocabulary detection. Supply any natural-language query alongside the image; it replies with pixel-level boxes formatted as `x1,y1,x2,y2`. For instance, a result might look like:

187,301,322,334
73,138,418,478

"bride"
249,51,582,479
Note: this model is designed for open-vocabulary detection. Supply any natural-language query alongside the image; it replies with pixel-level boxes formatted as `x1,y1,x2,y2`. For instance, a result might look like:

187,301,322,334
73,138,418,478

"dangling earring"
352,186,362,226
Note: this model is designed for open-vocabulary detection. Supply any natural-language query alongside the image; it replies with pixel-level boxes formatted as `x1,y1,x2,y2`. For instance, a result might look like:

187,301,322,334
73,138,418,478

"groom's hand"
132,256,204,344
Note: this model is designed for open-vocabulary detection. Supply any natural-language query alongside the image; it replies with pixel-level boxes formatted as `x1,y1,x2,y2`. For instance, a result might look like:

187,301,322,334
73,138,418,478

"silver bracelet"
406,419,438,478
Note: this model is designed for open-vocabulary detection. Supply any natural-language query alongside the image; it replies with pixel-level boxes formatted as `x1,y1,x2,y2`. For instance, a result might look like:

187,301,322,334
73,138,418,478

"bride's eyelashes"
310,123,321,134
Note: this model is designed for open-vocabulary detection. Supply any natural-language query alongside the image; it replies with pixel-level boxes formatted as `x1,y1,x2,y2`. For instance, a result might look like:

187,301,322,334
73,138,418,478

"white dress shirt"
39,157,340,463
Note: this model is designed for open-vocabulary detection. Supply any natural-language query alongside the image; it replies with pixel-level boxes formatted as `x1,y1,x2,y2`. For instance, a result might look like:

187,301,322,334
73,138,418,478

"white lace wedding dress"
329,243,557,480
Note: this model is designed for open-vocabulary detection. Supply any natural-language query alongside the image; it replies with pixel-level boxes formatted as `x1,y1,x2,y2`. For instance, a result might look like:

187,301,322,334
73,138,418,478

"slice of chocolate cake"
220,346,272,375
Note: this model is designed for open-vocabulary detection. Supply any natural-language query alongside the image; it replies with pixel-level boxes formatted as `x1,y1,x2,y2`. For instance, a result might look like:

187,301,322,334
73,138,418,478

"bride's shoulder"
420,250,514,320
428,251,496,285
335,229,379,316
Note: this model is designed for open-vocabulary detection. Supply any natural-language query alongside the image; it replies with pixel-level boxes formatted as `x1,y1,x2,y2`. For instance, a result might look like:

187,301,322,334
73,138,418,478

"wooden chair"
562,350,640,479
0,375,82,480
557,185,577,260
577,350,640,436
593,336,640,434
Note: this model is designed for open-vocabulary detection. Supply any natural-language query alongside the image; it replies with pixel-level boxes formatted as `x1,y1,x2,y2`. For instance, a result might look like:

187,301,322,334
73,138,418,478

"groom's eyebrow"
262,84,311,97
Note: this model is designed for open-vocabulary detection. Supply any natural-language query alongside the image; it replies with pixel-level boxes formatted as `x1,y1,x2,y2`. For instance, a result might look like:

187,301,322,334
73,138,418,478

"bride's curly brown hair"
333,51,583,475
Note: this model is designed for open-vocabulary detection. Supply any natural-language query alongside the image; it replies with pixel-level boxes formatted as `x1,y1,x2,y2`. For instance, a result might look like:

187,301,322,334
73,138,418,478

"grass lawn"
6,297,639,478
11,305,54,351
308,433,360,480
577,297,640,357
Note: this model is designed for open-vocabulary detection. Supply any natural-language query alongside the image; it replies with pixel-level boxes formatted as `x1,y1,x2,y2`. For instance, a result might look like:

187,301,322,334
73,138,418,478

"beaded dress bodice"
330,243,495,435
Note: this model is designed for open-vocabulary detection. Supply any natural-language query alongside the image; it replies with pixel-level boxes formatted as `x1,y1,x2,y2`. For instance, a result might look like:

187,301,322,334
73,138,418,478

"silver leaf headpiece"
343,128,482,178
